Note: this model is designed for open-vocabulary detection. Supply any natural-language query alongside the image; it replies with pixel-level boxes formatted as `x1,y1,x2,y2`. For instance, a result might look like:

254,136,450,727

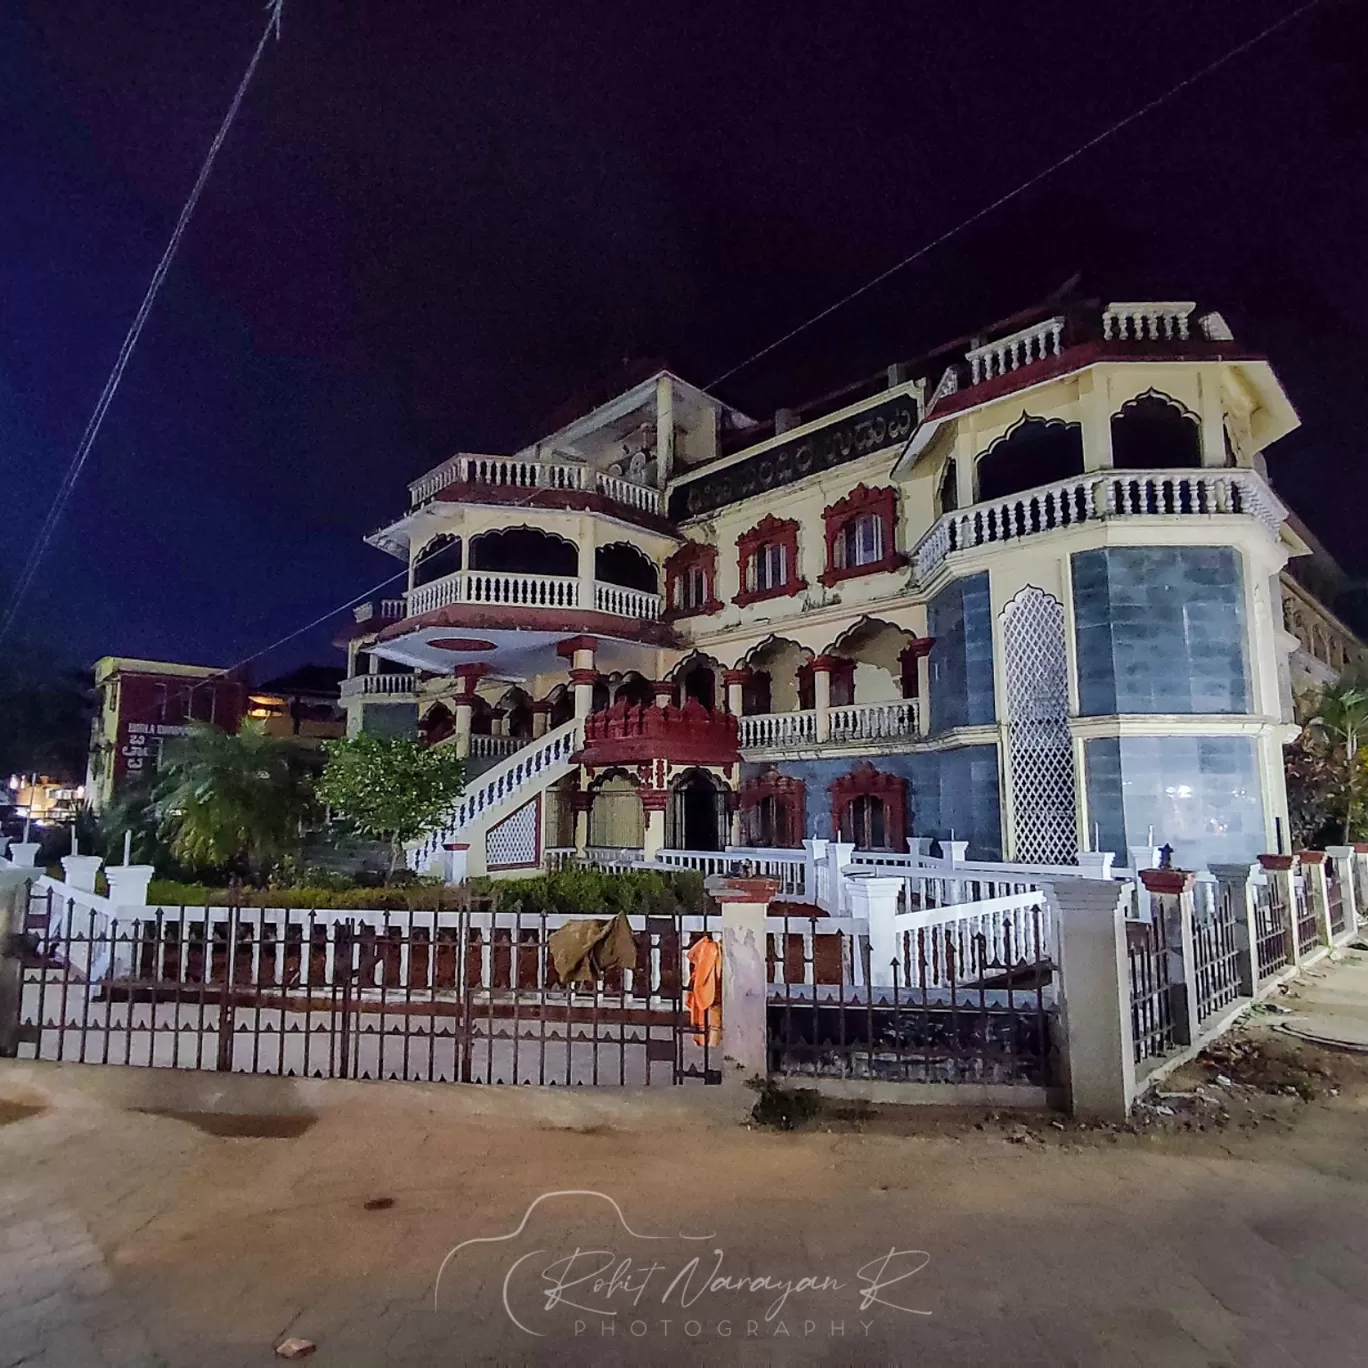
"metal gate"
10,890,720,1087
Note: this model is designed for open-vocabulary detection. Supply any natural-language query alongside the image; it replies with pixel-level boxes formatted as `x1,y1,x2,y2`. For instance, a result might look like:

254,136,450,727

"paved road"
5,956,1368,1366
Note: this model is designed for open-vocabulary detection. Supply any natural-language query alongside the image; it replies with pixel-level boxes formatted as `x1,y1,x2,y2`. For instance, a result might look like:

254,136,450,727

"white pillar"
705,874,778,1080
6,843,40,869
1327,845,1359,939
61,854,104,893
1049,878,1137,1120
655,374,675,485
576,519,596,611
571,646,597,719
453,698,473,758
105,865,155,908
846,872,903,989
812,662,832,743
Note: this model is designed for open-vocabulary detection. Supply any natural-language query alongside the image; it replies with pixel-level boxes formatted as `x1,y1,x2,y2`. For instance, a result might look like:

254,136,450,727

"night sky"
3,0,1366,677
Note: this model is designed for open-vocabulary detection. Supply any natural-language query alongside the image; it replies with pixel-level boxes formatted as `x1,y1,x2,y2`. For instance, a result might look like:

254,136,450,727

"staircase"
408,718,583,874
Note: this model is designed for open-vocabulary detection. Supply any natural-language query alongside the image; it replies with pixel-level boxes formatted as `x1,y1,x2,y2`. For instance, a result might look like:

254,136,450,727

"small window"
748,543,787,593
841,794,888,850
835,514,883,570
674,565,709,610
753,795,792,848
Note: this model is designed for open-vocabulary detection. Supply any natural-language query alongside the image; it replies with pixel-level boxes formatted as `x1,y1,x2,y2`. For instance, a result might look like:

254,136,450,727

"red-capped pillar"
723,668,750,717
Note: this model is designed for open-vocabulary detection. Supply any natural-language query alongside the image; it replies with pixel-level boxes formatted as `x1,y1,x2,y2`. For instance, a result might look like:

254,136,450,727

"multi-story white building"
338,294,1356,878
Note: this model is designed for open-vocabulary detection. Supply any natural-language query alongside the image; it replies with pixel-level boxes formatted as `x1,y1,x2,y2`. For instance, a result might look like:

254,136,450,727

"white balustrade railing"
409,453,662,514
1103,301,1194,342
593,582,663,620
966,316,1064,384
655,847,809,899
410,718,583,868
405,572,662,620
738,710,818,750
892,888,1054,990
468,734,527,759
339,673,417,699
914,469,1285,580
828,699,919,744
595,472,661,515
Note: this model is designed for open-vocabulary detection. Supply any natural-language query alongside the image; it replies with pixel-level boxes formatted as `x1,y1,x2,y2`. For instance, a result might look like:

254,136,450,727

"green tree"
317,734,465,880
155,721,318,879
1301,677,1368,843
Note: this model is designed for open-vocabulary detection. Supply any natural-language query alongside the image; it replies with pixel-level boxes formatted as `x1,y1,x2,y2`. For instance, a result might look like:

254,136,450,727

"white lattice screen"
1002,587,1077,864
485,799,540,869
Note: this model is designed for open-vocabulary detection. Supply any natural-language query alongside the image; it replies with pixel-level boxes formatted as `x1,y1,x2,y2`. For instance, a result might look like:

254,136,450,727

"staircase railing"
410,717,583,868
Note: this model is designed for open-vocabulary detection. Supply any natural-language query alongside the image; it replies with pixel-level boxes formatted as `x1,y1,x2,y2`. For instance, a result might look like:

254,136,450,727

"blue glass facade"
1084,735,1264,869
927,571,995,732
1072,546,1249,715
742,746,1003,860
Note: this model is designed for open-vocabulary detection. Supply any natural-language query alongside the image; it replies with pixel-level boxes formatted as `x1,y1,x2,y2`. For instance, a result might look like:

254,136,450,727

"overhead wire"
0,0,287,649
705,0,1324,390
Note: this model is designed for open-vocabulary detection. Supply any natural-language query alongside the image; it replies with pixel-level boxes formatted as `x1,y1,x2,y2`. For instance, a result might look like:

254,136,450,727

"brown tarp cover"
547,914,638,985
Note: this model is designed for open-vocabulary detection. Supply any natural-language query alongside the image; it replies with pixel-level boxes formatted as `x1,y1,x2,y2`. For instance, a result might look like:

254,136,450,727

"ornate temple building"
335,294,1363,877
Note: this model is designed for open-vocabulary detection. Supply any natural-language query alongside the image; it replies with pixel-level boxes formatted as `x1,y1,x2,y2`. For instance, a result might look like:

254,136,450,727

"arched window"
469,527,576,577
667,769,728,852
595,543,658,594
822,485,902,585
975,417,1084,503
614,673,655,707
740,769,806,849
735,515,804,607
682,665,715,711
830,763,907,853
1110,391,1201,470
413,534,463,587
742,670,772,716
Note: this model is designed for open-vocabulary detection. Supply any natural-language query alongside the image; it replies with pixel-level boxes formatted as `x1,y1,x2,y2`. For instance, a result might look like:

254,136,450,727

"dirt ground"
5,958,1368,1366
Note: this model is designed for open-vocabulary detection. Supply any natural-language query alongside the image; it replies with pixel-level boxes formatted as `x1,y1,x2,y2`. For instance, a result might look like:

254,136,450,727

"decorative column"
810,655,836,743
704,873,779,1080
651,680,676,707
572,792,593,858
489,709,507,738
530,701,551,739
1258,854,1299,964
558,636,600,719
1139,868,1199,1045
640,789,668,862
5,842,40,869
1327,845,1360,940
576,519,596,612
452,665,487,761
1212,863,1260,996
1298,850,1333,947
723,668,749,717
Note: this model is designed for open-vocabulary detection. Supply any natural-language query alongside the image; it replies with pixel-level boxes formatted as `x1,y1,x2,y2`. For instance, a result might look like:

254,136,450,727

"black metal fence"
1327,863,1347,938
766,905,1057,1087
1255,876,1293,979
1192,882,1243,1023
1294,877,1322,954
14,892,719,1087
1127,897,1174,1064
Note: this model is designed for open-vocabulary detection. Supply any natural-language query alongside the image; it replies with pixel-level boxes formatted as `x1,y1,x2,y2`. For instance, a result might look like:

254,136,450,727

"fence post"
5,842,41,869
846,872,904,989
0,871,30,1058
1212,863,1259,996
1298,852,1333,950
1048,878,1137,1120
1326,845,1360,940
802,838,828,910
705,874,779,1080
1354,845,1368,925
1075,851,1116,879
1258,855,1299,964
826,842,855,916
105,864,156,980
1139,869,1199,1046
60,854,104,893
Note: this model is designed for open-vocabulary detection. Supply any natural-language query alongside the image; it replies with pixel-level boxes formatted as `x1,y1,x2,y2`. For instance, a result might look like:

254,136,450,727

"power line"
0,1,287,649
706,0,1323,390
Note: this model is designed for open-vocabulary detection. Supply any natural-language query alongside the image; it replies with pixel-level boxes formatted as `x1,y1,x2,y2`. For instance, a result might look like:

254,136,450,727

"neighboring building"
2,775,85,835
344,294,1346,876
86,658,245,810
248,666,347,740
1277,514,1367,720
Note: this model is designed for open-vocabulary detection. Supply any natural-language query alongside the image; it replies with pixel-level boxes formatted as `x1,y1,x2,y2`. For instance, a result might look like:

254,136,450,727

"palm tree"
155,721,318,879
1305,678,1368,843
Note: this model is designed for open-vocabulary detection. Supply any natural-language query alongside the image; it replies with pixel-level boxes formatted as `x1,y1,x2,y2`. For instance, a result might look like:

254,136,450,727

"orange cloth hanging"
685,936,722,1048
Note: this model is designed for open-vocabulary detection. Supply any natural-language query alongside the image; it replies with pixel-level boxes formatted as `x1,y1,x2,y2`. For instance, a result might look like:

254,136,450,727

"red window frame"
829,762,907,853
663,541,722,619
820,484,905,586
740,768,806,849
735,514,806,607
